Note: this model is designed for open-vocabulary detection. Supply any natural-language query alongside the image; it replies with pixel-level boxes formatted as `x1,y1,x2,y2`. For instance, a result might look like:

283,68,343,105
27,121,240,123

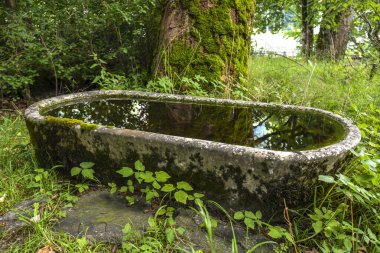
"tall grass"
247,55,380,115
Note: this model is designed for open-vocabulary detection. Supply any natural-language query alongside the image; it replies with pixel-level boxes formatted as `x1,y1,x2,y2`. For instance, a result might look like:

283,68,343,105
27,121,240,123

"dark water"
43,99,346,151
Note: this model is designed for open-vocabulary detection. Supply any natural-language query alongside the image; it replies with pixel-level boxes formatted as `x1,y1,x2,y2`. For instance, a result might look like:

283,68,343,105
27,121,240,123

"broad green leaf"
194,193,205,198
165,228,175,243
255,211,262,219
122,224,132,234
116,167,134,178
244,218,255,230
234,211,244,220
155,171,171,182
177,181,193,191
141,171,155,183
119,186,128,193
148,217,156,228
268,227,283,239
128,185,134,193
81,169,94,180
109,183,117,194
161,184,176,192
312,221,323,234
71,167,82,176
126,196,135,205
174,190,188,204
152,181,161,189
134,160,145,171
35,174,42,182
244,211,256,219
146,191,156,202
80,162,95,169
177,227,186,235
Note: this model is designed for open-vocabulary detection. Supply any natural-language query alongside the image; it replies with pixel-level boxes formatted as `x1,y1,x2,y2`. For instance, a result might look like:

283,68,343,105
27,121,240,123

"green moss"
163,0,255,82
45,116,99,131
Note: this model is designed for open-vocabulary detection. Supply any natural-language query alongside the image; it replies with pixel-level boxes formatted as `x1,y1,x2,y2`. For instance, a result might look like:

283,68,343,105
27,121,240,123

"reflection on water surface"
44,99,345,151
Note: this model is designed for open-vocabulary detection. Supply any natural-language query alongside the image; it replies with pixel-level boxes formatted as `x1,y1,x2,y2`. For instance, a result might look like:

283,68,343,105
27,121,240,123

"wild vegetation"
1,0,380,252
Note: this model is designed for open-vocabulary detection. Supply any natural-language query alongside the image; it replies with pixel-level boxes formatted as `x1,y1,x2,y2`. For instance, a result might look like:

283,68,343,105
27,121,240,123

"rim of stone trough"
24,90,362,162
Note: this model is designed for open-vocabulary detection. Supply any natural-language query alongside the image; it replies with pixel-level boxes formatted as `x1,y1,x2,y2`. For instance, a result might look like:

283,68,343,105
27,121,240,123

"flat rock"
56,191,275,252
0,198,45,234
56,191,152,243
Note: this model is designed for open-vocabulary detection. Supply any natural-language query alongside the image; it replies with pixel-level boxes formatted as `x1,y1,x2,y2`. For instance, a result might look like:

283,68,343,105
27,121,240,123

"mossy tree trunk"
5,0,16,8
152,0,255,83
300,0,314,58
316,5,354,60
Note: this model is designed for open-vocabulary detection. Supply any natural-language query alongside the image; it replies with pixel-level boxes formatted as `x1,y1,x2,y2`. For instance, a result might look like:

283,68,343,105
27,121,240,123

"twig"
39,35,59,96
283,199,300,253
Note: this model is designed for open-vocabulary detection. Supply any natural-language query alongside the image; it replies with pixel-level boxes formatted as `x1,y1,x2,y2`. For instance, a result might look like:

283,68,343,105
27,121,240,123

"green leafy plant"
70,162,96,193
114,160,204,206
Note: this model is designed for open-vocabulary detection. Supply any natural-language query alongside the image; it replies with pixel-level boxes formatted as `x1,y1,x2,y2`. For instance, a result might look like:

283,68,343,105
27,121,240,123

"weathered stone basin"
24,91,361,215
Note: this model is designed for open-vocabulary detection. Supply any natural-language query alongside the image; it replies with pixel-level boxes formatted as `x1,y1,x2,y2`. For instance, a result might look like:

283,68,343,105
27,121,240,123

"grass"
247,55,380,115
1,56,380,252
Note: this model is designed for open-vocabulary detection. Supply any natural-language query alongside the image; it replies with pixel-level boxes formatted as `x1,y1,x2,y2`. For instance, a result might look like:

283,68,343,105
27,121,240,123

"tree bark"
5,0,16,8
300,0,314,58
152,0,255,83
316,5,354,60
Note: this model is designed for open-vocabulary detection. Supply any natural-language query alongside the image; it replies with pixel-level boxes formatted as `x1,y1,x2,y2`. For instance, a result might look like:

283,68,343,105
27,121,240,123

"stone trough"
24,91,361,215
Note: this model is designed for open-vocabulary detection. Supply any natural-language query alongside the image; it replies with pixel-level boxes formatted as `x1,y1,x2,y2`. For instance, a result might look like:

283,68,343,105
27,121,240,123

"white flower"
0,194,6,203
30,214,41,223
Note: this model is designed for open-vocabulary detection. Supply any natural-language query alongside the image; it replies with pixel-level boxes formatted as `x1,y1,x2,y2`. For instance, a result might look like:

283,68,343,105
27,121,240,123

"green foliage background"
0,0,161,95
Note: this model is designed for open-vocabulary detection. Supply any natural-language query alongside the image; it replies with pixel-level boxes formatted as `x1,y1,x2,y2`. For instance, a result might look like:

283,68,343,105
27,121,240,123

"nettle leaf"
117,167,134,178
312,221,323,234
141,171,155,183
155,171,171,182
126,196,135,205
128,185,134,193
81,169,95,180
268,227,283,239
234,211,245,220
255,211,262,219
80,162,95,169
165,228,175,243
108,183,117,194
71,167,82,176
122,224,132,234
319,175,335,183
177,227,186,235
194,193,205,198
177,181,193,191
134,160,145,171
119,186,128,193
152,181,161,189
146,191,156,202
161,184,176,192
244,211,256,219
148,217,156,228
174,190,188,204
244,218,255,230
